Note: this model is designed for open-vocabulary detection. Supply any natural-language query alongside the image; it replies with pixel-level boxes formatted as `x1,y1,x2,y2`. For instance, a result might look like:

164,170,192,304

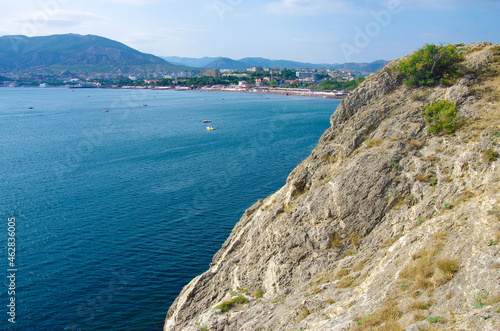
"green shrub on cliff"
424,100,459,134
398,43,463,87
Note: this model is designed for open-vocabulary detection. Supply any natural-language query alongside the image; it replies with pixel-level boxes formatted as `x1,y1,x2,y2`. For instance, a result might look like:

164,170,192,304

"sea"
0,87,340,330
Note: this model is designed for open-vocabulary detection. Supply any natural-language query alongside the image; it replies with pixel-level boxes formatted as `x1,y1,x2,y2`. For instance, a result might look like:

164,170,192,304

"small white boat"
206,126,216,131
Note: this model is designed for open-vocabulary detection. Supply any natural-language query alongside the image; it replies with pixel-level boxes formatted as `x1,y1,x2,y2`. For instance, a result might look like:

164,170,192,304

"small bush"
398,43,463,87
253,290,264,298
215,296,248,312
424,100,459,134
427,316,442,324
482,148,499,162
215,300,233,313
390,161,399,169
236,286,248,294
231,296,248,304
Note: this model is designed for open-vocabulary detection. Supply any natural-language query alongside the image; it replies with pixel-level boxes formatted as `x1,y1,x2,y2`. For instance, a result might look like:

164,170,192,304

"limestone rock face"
164,43,500,331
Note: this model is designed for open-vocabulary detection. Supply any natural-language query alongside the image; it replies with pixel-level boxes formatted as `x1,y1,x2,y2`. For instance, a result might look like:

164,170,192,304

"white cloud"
265,0,354,15
6,9,110,35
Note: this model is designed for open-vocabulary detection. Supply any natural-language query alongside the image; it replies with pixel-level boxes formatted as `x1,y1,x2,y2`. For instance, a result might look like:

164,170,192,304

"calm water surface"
0,87,339,330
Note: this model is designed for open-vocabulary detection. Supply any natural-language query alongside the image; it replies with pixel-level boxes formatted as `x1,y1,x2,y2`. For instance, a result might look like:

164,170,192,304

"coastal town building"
203,69,221,79
247,66,263,72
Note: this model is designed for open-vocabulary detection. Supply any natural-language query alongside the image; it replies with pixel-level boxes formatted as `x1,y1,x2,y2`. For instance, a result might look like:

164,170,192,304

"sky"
0,0,499,64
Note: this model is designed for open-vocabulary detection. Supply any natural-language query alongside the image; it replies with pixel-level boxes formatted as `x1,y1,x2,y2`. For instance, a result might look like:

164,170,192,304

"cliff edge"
164,43,500,331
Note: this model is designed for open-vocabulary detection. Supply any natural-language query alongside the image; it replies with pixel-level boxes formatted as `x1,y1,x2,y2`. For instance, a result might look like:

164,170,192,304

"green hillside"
0,34,182,74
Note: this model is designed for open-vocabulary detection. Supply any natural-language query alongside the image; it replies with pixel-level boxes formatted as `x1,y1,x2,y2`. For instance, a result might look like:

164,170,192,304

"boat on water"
103,109,109,112
142,104,148,107
29,107,35,109
206,126,216,131
202,120,211,123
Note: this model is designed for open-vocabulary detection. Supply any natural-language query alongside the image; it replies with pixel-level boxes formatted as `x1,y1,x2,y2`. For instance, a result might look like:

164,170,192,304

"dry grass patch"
366,138,384,148
350,232,361,248
380,238,397,249
336,268,351,279
343,249,358,257
354,300,403,330
408,140,424,150
408,298,433,311
412,311,427,322
337,276,355,288
427,155,438,162
399,236,459,293
330,232,343,248
283,203,295,213
353,261,365,272
416,173,431,182
294,306,310,322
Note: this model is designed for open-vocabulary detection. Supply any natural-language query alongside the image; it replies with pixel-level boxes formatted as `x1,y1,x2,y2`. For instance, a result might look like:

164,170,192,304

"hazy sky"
0,0,499,63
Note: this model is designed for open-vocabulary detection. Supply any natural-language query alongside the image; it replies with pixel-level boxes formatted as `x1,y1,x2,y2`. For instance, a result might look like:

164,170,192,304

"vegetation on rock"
423,99,460,134
398,43,463,87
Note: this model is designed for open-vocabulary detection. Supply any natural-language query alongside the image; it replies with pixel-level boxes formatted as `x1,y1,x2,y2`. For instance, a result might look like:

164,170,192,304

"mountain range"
0,33,388,76
0,34,182,75
163,56,389,73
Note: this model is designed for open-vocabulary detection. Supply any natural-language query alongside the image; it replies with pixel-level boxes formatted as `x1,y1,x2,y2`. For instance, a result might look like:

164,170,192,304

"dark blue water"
0,87,339,330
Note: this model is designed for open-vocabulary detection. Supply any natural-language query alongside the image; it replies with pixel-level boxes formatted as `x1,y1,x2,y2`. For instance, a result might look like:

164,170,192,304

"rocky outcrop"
164,43,500,330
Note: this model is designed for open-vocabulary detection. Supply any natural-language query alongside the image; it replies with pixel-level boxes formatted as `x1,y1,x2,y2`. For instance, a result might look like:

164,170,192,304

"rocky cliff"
164,43,500,331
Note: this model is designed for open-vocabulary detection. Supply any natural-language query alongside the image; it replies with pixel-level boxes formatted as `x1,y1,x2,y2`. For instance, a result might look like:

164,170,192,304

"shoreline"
0,85,349,99
193,86,348,99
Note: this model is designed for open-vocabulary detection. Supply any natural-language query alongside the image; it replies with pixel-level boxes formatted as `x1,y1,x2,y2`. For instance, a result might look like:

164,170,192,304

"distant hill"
334,60,389,74
165,55,389,73
239,57,334,70
162,56,219,68
0,34,182,74
203,57,248,70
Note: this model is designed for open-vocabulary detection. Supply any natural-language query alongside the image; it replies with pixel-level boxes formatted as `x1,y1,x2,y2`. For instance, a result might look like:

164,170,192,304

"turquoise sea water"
0,87,339,330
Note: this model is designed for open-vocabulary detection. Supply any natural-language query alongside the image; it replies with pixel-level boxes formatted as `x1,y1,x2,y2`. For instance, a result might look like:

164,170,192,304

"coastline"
0,84,349,99
194,86,349,99
146,85,349,99
0,85,349,99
